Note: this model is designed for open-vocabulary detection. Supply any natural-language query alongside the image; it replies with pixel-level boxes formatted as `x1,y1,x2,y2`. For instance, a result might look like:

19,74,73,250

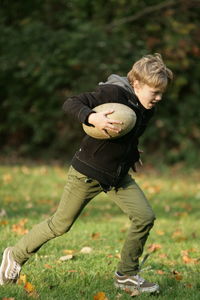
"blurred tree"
0,0,200,165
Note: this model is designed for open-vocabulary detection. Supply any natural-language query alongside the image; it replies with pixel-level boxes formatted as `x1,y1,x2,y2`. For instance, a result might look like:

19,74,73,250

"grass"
0,163,199,300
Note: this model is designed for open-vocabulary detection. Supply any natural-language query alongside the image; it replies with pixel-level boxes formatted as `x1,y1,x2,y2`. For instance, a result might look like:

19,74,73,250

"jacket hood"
99,74,135,96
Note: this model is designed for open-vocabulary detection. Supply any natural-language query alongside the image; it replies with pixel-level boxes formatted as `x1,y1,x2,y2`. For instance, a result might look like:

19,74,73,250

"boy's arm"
63,85,122,136
62,85,117,125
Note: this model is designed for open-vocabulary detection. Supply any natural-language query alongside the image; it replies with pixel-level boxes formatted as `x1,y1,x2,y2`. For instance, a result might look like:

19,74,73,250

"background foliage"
1,0,200,165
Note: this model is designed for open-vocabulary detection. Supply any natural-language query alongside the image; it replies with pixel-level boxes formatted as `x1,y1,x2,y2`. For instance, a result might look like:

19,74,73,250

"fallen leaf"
182,255,198,264
130,289,140,296
63,249,75,255
24,281,35,293
91,232,101,239
0,209,7,217
158,253,168,259
181,250,199,264
156,230,165,236
2,298,15,300
59,254,74,261
0,220,8,226
173,212,188,218
21,166,30,175
174,274,183,281
2,173,13,184
80,247,93,254
12,218,29,235
184,283,193,288
67,269,77,273
93,291,109,300
172,270,183,281
180,203,192,211
141,183,161,194
107,254,113,258
17,274,27,285
124,288,140,296
148,243,162,252
156,270,165,275
44,264,52,269
24,281,39,298
172,230,187,242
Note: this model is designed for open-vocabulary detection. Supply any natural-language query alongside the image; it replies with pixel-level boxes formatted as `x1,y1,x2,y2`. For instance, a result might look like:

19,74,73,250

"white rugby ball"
82,102,136,139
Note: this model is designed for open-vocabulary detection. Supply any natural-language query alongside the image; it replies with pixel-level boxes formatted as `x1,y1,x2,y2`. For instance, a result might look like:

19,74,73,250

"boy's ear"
133,80,141,90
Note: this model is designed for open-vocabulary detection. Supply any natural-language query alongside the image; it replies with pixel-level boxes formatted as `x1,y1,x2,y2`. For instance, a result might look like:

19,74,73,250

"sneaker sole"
0,247,13,285
114,282,159,293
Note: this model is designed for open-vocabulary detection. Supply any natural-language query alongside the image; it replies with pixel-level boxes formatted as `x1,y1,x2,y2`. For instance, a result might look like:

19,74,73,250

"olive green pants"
12,166,155,275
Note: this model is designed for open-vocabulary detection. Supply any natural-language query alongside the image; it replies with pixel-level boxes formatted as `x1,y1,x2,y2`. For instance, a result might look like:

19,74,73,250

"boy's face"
133,80,164,109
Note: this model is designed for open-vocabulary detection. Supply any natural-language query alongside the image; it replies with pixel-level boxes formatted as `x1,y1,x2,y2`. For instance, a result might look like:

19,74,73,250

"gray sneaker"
0,247,21,285
114,272,159,294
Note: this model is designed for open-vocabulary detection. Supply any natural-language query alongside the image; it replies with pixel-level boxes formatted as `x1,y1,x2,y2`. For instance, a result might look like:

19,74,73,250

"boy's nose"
155,94,162,101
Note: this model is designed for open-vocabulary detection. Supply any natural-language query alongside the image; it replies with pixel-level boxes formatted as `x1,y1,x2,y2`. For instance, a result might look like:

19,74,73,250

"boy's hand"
88,110,123,138
132,159,143,172
132,150,144,172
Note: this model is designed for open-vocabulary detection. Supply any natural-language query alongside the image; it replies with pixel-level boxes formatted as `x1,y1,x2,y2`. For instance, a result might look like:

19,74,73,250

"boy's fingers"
102,129,111,138
104,109,114,116
105,124,121,133
108,119,123,125
104,111,123,125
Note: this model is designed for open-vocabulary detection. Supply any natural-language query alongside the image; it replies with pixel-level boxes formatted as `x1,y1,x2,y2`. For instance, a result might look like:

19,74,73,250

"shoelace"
136,253,150,288
134,274,145,287
8,262,21,280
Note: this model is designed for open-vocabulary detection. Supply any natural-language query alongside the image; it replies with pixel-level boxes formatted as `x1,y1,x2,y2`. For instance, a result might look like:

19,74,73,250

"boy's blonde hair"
127,53,173,90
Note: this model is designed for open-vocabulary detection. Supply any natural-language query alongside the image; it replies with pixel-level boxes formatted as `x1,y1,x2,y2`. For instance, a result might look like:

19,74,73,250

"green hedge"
0,0,200,165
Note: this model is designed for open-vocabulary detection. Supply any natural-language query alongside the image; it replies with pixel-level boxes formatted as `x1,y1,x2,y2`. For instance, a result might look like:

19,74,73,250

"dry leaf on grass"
24,282,39,298
156,270,165,275
158,253,168,259
44,264,52,269
0,209,7,218
93,291,109,300
63,249,75,255
80,247,93,254
148,243,162,252
172,270,183,281
0,220,8,226
17,274,39,298
181,250,199,264
2,298,15,300
17,274,27,285
91,232,101,239
156,230,165,236
24,281,35,293
59,254,74,261
12,218,29,235
124,288,140,296
67,269,77,273
2,173,13,184
184,283,193,288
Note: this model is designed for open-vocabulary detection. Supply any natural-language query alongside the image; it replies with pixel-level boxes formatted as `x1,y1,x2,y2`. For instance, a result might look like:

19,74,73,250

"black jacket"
63,83,154,187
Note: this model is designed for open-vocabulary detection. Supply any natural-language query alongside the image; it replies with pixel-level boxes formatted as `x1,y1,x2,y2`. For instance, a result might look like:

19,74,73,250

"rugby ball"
82,103,136,139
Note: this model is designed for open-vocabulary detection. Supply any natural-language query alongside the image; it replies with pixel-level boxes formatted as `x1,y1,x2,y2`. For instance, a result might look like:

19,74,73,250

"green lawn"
0,164,199,300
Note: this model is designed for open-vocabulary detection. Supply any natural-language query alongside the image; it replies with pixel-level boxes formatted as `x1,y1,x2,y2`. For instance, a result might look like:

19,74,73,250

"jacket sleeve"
62,85,118,124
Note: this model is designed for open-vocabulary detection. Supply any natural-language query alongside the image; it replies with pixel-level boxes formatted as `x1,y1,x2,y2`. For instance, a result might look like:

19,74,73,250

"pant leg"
107,173,155,275
12,166,102,265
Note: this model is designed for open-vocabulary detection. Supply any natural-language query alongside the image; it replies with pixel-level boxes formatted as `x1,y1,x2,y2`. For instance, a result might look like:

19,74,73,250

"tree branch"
107,0,178,29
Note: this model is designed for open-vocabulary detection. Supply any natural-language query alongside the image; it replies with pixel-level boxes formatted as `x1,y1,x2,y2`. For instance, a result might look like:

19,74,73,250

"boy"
0,53,173,294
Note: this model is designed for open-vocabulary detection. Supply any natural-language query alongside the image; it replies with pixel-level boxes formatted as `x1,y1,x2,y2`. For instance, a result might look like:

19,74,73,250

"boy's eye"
152,91,162,96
